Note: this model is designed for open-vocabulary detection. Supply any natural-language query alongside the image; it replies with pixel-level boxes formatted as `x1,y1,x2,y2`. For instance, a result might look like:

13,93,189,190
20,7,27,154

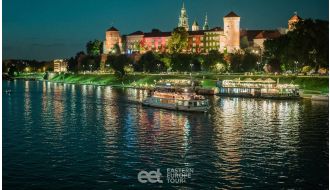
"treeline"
3,59,53,76
263,18,328,73
65,49,260,78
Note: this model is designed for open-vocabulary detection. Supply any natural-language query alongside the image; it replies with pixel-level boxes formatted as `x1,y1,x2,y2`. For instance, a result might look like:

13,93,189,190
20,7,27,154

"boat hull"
142,99,209,112
217,93,301,100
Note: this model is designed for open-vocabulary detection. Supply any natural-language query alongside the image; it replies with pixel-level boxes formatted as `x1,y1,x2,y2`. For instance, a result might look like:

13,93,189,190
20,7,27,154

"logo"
137,168,194,184
138,169,163,183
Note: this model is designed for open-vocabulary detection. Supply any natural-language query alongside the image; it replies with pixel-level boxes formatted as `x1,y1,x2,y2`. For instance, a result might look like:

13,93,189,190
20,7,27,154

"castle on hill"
103,2,301,55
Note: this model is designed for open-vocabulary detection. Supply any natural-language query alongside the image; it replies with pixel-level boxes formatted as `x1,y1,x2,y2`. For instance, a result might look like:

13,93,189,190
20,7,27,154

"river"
3,80,329,189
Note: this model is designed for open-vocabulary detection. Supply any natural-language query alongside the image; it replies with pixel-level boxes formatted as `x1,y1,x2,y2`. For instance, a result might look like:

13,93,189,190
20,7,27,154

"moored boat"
216,78,300,99
142,83,210,112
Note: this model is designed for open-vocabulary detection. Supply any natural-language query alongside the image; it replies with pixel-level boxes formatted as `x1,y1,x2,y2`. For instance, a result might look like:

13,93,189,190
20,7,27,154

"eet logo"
137,169,163,183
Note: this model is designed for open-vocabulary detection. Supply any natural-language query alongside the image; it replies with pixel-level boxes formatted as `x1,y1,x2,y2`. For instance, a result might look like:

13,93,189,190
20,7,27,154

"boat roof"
264,78,276,83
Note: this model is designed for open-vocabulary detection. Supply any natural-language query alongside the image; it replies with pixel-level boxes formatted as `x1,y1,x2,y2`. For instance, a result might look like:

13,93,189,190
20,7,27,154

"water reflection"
2,81,328,189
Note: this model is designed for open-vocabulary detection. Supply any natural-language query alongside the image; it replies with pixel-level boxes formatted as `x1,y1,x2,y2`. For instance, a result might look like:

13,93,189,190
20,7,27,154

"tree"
240,36,249,49
171,53,192,72
112,43,121,55
86,40,103,56
67,57,76,72
160,54,172,72
168,27,189,53
263,18,329,71
8,64,17,77
241,51,258,72
202,50,226,72
230,53,244,72
137,51,163,72
106,55,131,78
81,56,100,72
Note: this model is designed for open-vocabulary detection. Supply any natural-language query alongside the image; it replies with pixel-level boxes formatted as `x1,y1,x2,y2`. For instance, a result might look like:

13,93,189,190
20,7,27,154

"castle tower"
103,26,122,54
288,12,302,31
178,1,189,31
203,13,209,30
192,20,199,31
223,11,240,53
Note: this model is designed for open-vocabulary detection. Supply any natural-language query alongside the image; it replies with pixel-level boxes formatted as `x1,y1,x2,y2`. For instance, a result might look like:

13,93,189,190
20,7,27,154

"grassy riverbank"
48,73,329,94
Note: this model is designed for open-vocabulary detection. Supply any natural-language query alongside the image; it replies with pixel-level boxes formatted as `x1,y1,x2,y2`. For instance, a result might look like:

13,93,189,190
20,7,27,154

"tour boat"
216,78,300,99
142,87,210,112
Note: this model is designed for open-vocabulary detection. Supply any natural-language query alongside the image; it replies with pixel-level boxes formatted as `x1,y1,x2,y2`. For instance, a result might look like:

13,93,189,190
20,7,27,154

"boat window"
178,101,183,106
184,101,189,106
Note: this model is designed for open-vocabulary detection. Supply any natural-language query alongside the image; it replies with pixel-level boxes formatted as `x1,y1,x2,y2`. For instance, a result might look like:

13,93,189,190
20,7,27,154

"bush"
302,66,312,73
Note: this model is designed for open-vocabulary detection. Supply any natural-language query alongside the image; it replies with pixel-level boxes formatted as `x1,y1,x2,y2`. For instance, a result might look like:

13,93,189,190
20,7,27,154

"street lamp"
189,63,193,73
257,61,260,73
157,63,160,74
294,61,299,74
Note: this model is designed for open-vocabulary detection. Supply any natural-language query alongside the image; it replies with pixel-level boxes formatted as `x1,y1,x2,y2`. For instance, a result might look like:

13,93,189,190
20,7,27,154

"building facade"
178,2,189,31
103,3,298,55
53,59,68,72
223,12,241,53
103,27,122,54
288,13,302,31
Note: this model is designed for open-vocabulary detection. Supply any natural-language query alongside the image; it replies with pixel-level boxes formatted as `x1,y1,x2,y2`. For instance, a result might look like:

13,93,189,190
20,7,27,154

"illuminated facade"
103,26,122,54
223,12,240,53
288,13,302,31
178,2,189,31
192,20,199,31
102,4,297,55
53,59,67,72
203,13,209,30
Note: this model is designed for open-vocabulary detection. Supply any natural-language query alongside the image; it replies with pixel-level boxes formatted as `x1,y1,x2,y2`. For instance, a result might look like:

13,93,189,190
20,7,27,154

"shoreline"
8,76,327,99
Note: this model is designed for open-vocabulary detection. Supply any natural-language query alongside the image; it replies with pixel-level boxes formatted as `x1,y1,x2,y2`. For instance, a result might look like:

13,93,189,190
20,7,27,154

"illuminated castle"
103,2,298,55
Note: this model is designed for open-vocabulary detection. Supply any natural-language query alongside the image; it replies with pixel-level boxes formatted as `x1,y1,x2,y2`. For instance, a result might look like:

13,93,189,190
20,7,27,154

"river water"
3,80,329,189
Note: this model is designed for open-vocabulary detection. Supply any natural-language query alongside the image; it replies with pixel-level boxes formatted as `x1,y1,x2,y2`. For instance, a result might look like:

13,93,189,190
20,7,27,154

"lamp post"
257,61,260,73
294,61,299,75
189,63,193,74
157,63,160,74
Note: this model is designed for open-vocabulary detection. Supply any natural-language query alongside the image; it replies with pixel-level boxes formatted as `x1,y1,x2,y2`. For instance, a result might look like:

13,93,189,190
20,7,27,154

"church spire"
203,12,209,30
178,1,189,31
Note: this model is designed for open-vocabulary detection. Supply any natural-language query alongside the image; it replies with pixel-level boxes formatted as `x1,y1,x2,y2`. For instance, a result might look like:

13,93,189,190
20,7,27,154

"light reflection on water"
3,80,329,189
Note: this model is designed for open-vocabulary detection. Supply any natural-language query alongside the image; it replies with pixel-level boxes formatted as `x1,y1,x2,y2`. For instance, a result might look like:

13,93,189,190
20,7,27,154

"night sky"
3,0,329,61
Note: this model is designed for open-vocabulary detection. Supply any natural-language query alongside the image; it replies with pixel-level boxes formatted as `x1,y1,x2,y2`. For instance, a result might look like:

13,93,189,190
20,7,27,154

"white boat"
142,88,210,112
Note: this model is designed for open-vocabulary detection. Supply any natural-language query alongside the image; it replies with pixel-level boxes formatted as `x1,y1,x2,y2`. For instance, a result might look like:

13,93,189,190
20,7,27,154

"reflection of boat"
142,86,210,112
216,78,300,99
311,94,329,101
